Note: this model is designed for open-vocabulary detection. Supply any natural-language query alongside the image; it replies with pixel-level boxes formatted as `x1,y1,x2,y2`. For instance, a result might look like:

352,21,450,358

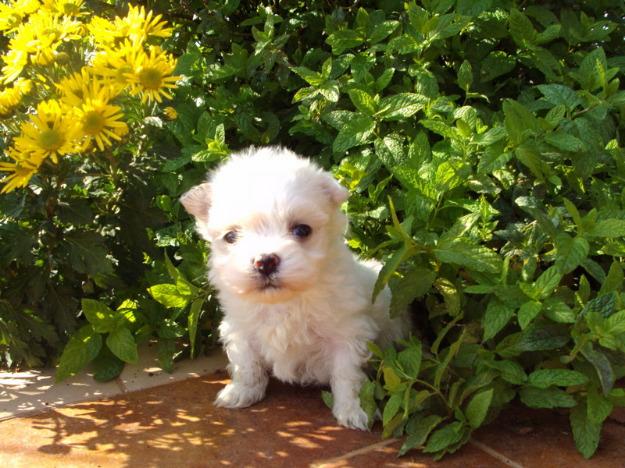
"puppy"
181,146,407,430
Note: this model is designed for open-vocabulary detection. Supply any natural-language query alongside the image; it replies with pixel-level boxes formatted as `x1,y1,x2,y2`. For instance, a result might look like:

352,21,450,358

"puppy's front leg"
330,346,369,430
215,337,268,409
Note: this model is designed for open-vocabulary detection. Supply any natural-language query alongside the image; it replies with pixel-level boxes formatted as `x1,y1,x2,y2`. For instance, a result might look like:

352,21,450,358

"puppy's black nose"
253,253,280,276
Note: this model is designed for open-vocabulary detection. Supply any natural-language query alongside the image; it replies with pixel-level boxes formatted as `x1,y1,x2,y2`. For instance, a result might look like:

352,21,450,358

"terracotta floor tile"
312,439,508,468
474,404,625,468
0,373,387,467
610,407,625,424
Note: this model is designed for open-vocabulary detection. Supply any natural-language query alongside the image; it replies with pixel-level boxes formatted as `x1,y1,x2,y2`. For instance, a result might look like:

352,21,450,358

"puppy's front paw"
214,382,266,408
333,400,369,431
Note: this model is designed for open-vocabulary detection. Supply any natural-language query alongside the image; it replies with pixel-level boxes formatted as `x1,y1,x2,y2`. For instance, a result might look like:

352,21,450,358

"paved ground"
1,349,624,467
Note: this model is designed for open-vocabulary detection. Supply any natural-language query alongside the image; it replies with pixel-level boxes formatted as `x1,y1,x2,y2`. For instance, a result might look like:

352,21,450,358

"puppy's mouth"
256,276,282,291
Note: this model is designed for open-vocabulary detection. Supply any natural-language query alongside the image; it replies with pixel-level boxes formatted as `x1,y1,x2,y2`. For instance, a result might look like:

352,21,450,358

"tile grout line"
469,439,525,468
309,438,398,467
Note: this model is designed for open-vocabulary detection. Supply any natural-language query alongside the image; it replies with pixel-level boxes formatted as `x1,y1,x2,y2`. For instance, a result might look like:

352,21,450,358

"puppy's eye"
292,224,312,239
223,231,238,244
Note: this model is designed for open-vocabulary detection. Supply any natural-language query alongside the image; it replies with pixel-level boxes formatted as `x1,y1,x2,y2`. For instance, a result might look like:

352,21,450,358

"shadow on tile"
1,373,382,466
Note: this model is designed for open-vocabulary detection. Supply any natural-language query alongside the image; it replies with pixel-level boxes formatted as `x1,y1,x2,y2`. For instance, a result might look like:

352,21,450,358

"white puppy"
181,146,407,430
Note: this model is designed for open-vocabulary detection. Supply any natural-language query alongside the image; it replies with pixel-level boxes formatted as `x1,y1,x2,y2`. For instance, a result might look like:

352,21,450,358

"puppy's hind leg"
330,344,369,430
214,337,268,409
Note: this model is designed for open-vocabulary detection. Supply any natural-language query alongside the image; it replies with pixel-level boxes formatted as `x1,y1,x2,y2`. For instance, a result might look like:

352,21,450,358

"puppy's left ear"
321,175,349,206
180,182,211,223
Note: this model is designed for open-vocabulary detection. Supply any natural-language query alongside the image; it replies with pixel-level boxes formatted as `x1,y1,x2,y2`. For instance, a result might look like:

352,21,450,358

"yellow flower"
2,49,28,83
163,106,177,120
0,147,45,193
87,15,122,47
41,0,85,17
56,67,116,107
117,5,172,42
2,10,84,81
0,88,22,115
91,41,139,90
13,100,78,163
73,84,128,151
0,0,40,32
0,78,31,115
13,77,32,95
88,6,172,47
125,46,179,104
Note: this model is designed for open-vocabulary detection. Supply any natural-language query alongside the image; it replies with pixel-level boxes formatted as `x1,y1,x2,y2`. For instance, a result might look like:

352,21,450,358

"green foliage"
2,0,624,460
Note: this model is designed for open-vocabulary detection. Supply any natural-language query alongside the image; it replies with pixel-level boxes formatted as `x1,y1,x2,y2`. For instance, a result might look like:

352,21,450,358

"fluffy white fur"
181,146,407,430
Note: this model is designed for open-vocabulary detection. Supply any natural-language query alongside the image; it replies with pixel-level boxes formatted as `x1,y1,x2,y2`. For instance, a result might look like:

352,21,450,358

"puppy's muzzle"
253,253,280,277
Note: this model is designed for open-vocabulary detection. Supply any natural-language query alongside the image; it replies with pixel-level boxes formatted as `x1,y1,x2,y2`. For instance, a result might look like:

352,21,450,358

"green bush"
2,0,625,460
0,2,219,374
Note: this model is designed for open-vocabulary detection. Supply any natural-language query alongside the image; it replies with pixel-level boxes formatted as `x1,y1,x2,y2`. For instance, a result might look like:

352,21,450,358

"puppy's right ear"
180,182,211,223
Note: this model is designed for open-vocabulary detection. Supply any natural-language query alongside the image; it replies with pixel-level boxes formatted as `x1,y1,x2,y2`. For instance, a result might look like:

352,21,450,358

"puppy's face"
181,148,348,304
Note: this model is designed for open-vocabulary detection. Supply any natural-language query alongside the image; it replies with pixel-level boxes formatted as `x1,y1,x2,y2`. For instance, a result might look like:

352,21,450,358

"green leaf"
106,327,139,364
581,343,614,396
509,9,537,46
465,388,493,428
435,277,461,317
321,390,334,409
434,241,501,274
326,29,365,55
554,235,589,275
582,292,616,318
188,298,204,357
376,93,427,120
56,325,102,382
497,324,570,357
148,284,191,309
486,360,527,385
359,380,376,429
399,414,443,456
291,66,323,86
332,115,376,153
373,243,413,302
423,421,465,453
390,267,436,317
158,338,176,373
527,369,588,388
600,261,623,296
534,267,563,298
570,401,601,459
606,310,625,335
545,132,586,152
483,299,515,341
458,60,472,91
397,343,422,379
587,219,625,238
92,347,125,382
369,20,400,44
518,301,542,329
383,366,402,392
587,389,614,425
519,386,577,409
383,393,402,426
375,67,395,92
543,299,576,324
480,51,516,82
348,89,376,115
81,299,117,333
65,231,115,278
537,84,580,109
503,99,540,145
374,134,405,169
